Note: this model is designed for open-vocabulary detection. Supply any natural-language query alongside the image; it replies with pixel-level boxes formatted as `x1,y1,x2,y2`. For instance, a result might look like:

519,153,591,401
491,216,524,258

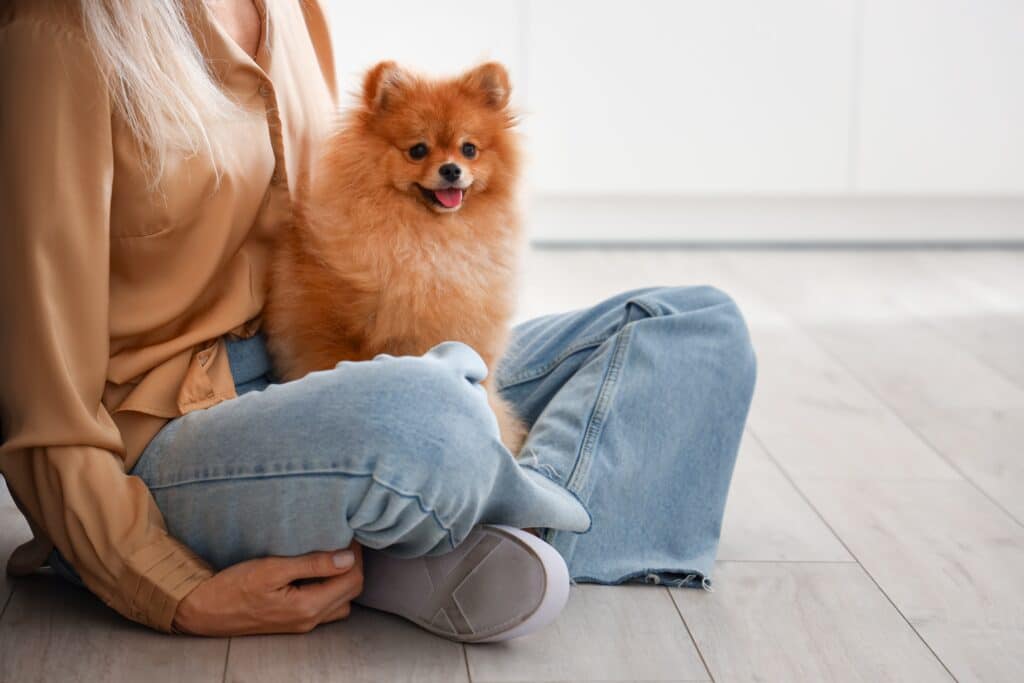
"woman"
0,0,756,639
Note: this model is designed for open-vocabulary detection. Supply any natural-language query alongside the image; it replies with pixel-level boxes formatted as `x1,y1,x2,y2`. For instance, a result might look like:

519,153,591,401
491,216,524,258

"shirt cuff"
120,536,214,633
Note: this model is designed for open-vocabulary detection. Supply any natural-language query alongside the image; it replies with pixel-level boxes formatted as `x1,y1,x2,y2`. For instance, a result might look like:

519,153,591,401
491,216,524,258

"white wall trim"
526,196,1024,245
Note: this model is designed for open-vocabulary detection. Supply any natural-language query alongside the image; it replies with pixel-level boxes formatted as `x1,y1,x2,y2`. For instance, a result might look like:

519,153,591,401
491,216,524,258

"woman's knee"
637,286,757,392
719,294,757,398
377,341,499,437
327,344,503,549
316,342,502,475
691,287,757,396
633,284,738,316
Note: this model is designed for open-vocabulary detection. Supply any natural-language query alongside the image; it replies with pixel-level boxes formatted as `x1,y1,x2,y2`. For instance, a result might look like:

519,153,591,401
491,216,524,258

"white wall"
857,0,1024,194
323,1,1024,243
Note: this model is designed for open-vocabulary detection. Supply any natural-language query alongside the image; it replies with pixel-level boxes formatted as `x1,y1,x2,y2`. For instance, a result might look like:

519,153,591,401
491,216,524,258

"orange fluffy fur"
265,61,527,453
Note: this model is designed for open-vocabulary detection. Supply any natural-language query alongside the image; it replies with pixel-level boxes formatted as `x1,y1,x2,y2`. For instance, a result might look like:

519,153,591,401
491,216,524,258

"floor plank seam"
744,429,963,683
461,641,472,682
664,586,716,683
795,321,1024,531
894,298,1024,393
221,637,232,683
0,585,13,624
912,253,1024,391
718,246,1024,530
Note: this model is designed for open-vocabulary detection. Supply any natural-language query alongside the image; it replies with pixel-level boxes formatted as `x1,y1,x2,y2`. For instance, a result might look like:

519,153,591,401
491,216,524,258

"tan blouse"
0,0,338,631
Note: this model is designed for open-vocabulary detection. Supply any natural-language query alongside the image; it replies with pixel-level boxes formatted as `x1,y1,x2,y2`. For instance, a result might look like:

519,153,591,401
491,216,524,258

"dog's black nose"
439,163,462,182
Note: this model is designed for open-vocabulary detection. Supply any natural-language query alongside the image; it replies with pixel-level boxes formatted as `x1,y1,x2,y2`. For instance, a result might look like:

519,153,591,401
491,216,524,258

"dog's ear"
362,61,409,112
460,62,511,109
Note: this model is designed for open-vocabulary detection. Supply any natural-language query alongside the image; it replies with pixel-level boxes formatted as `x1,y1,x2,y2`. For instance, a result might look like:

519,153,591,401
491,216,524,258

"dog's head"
354,61,520,214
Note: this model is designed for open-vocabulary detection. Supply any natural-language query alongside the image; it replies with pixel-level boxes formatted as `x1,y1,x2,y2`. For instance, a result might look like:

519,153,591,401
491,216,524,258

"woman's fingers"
275,544,363,631
278,564,362,632
203,544,364,634
264,547,357,586
318,596,354,625
173,543,365,636
313,570,365,626
292,561,364,608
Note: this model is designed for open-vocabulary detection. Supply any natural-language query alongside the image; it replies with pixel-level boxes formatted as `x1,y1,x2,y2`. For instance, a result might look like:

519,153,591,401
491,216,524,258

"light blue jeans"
113,287,754,587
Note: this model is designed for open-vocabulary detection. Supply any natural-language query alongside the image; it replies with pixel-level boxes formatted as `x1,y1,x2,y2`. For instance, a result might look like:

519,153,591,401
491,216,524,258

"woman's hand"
172,542,364,636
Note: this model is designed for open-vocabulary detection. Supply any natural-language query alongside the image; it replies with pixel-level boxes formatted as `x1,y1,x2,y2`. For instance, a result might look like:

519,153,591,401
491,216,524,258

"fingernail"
333,550,355,569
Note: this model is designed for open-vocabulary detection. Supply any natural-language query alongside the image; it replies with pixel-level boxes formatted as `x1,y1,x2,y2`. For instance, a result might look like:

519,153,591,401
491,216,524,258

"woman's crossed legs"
127,286,756,638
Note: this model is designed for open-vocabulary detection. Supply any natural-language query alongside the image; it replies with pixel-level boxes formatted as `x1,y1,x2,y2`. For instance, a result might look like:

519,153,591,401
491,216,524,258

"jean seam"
497,334,612,390
146,468,457,548
565,323,633,495
498,294,665,390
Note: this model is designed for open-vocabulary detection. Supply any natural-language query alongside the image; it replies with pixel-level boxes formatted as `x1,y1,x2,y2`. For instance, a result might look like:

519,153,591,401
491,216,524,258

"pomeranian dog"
265,61,527,453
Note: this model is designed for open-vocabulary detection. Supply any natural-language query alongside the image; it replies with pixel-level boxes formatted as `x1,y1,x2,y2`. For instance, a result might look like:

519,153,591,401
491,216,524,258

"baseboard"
525,195,1024,245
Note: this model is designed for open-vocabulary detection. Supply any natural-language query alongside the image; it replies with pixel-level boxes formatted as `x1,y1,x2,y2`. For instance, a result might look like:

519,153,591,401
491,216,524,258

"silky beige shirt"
0,0,337,631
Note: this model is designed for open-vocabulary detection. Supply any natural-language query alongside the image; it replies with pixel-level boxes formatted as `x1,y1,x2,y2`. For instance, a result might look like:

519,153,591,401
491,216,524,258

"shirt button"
258,83,272,98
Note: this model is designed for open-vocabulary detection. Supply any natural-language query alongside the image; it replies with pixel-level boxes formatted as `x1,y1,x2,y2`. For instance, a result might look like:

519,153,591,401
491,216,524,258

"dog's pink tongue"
434,188,463,208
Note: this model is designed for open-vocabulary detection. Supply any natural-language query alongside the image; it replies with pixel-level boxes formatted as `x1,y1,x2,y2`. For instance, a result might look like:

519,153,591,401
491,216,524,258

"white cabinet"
856,0,1024,194
523,0,858,194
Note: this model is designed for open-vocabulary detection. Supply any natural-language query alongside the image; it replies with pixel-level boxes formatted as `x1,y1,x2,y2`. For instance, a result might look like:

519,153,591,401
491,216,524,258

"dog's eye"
461,142,477,159
409,143,429,160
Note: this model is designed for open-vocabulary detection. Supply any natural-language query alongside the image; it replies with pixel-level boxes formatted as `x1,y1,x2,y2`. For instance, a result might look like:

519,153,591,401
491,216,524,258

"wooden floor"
2,249,1022,682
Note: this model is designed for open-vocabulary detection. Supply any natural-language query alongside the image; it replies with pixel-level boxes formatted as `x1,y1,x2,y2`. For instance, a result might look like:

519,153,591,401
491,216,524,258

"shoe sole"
475,525,570,643
358,525,570,643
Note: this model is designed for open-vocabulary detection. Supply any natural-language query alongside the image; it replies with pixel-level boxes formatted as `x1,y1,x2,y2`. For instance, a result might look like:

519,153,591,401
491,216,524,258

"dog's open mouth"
417,184,465,209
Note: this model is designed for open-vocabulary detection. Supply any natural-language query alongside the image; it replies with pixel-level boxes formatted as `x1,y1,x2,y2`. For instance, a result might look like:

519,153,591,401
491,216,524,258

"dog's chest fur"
358,221,517,349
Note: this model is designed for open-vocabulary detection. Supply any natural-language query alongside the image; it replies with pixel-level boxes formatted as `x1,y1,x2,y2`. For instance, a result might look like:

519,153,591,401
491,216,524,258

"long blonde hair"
79,0,246,184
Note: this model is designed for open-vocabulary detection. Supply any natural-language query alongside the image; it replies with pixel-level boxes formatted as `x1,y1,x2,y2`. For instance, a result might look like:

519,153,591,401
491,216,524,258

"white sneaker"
355,525,570,643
